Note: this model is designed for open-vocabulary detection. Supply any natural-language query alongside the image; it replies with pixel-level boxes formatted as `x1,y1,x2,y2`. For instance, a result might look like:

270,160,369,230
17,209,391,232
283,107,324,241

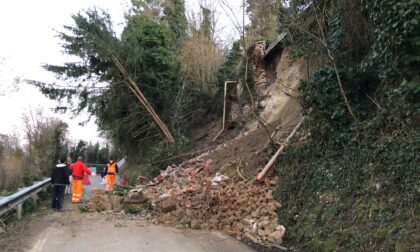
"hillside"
120,20,418,250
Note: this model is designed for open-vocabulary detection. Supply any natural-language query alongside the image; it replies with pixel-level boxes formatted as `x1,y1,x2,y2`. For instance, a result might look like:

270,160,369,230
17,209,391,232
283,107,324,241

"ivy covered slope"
274,0,419,251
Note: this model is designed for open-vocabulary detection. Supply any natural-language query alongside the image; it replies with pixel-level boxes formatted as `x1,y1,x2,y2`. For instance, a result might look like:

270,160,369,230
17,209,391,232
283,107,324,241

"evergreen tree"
30,8,184,157
162,0,188,46
246,0,280,40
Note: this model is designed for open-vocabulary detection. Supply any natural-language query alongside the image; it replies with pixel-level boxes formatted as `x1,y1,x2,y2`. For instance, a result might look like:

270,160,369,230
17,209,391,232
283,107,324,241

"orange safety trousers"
72,179,83,203
105,174,115,192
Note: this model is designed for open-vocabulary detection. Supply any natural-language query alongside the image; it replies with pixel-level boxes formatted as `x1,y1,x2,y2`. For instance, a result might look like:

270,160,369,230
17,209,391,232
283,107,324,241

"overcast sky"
0,0,244,144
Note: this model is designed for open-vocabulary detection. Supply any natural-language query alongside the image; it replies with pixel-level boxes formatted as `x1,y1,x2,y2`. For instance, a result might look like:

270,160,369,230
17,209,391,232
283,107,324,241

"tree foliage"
130,0,187,47
68,140,115,164
179,6,224,95
246,0,281,40
162,0,188,45
22,109,69,176
0,133,24,190
31,7,184,157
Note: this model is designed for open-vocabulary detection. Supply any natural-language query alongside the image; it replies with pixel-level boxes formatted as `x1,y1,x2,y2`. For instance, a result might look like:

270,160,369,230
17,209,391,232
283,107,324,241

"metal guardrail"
86,159,125,168
86,163,106,167
0,178,51,218
117,159,125,168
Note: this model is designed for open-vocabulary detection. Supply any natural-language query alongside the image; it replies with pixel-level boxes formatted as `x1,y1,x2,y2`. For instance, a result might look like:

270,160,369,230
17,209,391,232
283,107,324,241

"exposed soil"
195,46,308,180
205,128,271,178
0,201,51,252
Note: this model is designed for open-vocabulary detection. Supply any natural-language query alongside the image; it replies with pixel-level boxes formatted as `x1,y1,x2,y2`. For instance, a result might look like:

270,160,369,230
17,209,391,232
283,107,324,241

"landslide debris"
123,154,286,248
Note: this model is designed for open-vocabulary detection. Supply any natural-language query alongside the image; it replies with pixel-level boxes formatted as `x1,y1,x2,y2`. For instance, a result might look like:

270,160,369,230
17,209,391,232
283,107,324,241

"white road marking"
28,227,50,252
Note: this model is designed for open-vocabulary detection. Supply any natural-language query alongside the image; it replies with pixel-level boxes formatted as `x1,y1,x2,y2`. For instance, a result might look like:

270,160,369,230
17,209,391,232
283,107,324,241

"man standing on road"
71,156,91,203
105,158,118,192
100,166,106,185
65,156,73,195
51,157,70,211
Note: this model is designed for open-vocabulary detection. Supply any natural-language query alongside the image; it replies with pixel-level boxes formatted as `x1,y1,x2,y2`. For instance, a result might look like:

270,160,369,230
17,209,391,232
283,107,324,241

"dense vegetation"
273,0,419,250
68,140,117,164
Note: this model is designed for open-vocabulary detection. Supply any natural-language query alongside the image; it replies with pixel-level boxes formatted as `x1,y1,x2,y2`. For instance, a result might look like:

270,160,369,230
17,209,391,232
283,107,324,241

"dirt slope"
204,45,308,178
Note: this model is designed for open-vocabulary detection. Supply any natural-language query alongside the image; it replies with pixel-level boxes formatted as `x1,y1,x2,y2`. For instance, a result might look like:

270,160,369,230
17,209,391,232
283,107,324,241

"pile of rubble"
85,189,123,212
125,155,286,247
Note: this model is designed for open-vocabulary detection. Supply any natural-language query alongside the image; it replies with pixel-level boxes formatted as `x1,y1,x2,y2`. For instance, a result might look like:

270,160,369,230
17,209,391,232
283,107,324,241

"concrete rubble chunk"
251,210,259,218
109,195,123,211
124,189,147,204
158,198,177,213
268,230,285,244
259,220,270,228
191,219,201,229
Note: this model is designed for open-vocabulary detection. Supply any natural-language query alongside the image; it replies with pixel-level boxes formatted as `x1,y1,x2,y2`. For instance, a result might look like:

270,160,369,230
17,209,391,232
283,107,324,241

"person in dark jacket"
65,156,73,195
51,157,70,211
100,166,106,185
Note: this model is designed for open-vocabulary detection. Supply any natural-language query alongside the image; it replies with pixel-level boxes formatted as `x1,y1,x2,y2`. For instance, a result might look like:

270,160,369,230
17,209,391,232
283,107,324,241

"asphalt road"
26,214,255,252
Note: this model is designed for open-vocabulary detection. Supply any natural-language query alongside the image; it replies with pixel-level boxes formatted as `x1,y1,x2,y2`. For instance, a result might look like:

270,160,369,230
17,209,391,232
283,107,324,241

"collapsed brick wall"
251,41,275,99
134,157,286,247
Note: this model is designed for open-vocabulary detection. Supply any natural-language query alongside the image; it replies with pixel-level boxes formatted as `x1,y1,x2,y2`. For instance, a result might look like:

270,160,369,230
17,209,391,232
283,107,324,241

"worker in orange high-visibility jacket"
71,156,91,203
105,158,118,192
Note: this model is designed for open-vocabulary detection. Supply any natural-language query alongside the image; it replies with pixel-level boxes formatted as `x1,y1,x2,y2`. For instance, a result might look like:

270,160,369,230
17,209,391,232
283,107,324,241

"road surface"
83,167,119,198
19,169,256,252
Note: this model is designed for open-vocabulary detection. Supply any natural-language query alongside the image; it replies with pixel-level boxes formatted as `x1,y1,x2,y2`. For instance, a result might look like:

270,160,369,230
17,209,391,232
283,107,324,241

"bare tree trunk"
328,51,358,122
286,2,358,122
312,4,358,122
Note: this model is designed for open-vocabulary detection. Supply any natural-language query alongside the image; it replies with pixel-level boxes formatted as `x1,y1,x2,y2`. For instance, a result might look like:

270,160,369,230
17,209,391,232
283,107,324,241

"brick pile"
130,157,286,247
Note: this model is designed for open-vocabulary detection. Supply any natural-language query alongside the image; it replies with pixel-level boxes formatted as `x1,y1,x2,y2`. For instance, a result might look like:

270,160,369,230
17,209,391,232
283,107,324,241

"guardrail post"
16,204,22,220
32,195,38,210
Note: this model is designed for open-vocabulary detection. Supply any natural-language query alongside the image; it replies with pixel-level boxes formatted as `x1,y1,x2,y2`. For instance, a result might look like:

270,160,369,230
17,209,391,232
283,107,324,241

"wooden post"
257,116,306,180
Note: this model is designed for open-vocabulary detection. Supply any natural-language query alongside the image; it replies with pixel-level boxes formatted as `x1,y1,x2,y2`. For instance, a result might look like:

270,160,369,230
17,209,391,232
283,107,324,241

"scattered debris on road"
84,151,286,249
130,154,285,248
